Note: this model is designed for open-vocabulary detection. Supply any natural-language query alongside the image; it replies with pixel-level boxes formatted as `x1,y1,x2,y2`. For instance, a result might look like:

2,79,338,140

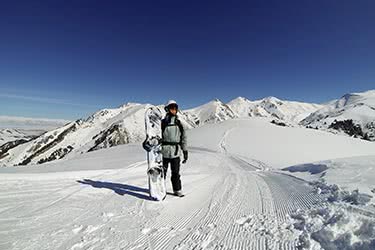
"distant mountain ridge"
0,116,69,148
227,96,323,123
0,115,69,129
1,90,374,167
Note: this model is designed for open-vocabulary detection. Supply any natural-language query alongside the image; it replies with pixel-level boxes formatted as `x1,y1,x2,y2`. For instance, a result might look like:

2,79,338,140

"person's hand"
182,150,188,164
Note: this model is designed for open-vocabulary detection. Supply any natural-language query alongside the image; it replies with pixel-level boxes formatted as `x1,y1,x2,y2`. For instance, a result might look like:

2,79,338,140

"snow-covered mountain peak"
119,102,143,109
0,129,43,147
354,89,375,96
262,96,282,104
184,99,236,125
336,90,375,108
84,103,147,125
301,89,375,140
85,108,121,124
227,97,255,118
2,89,373,167
238,96,249,101
335,93,363,108
227,96,322,123
228,96,252,104
210,98,223,104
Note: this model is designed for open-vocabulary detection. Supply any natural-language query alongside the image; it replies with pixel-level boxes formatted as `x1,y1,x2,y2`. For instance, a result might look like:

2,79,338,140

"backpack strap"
175,118,184,133
161,116,184,136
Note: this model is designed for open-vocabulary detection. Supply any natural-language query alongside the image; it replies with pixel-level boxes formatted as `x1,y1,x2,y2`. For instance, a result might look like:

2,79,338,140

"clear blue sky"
0,0,374,120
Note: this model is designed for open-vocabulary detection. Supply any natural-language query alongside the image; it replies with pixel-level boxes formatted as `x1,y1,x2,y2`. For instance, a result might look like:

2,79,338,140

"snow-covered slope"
0,103,195,167
0,129,42,146
300,90,375,140
183,99,237,125
1,103,147,166
188,118,375,168
0,129,46,162
283,155,375,198
0,97,324,167
0,142,312,250
0,116,69,150
1,118,374,249
227,96,322,123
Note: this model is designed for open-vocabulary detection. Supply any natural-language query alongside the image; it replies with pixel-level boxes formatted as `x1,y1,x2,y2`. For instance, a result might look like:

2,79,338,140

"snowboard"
143,106,166,201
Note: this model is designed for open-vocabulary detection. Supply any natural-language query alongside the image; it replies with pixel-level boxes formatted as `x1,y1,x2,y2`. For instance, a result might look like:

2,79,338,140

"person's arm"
180,125,187,151
179,122,188,163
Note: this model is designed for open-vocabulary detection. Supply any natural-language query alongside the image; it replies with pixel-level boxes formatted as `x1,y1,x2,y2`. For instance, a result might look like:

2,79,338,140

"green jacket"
161,114,187,159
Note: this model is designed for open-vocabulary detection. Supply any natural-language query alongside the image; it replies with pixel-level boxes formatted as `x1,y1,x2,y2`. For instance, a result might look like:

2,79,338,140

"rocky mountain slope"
0,103,195,167
300,90,375,141
0,129,42,146
1,90,374,167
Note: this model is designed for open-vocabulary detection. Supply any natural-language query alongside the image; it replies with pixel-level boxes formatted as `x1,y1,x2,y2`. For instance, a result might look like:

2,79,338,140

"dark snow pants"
162,157,182,192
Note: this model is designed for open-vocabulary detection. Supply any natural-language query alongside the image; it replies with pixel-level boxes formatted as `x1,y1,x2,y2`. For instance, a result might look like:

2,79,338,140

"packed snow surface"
1,118,375,249
188,118,375,168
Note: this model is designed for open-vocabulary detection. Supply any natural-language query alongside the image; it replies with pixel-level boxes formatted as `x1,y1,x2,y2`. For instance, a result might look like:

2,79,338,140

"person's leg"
162,158,169,179
170,157,182,191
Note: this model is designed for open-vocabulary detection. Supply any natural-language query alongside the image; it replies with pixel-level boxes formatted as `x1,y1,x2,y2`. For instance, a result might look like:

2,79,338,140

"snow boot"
174,190,185,197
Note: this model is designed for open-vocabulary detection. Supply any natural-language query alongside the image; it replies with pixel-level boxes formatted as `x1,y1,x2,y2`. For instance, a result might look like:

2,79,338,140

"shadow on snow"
77,179,154,201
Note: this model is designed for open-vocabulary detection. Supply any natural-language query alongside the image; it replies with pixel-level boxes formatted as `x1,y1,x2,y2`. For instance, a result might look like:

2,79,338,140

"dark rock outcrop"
328,120,364,138
88,123,129,152
37,146,74,164
0,139,30,160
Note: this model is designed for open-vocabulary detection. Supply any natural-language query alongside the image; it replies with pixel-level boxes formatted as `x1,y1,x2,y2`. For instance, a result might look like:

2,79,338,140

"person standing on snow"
161,100,188,197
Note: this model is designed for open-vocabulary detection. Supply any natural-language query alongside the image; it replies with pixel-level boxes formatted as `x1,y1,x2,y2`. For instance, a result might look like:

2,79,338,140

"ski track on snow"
1,144,325,250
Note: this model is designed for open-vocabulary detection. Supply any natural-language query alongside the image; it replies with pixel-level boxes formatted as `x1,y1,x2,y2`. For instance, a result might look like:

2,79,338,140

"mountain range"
1,90,374,167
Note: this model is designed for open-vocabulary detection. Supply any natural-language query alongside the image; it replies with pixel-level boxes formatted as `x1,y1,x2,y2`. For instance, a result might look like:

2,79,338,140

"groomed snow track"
125,149,324,250
0,146,325,250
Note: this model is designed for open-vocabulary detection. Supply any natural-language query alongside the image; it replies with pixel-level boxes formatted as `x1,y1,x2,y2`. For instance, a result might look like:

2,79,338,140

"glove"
142,137,151,152
182,150,188,164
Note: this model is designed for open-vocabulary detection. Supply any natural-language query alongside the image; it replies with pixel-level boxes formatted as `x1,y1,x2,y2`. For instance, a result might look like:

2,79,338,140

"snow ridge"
301,90,375,140
1,90,374,167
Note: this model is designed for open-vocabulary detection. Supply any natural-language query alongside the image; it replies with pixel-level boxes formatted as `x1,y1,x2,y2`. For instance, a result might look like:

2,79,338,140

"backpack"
161,116,184,154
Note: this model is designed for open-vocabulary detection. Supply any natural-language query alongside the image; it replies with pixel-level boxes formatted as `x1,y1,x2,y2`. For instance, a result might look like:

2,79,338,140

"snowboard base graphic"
143,106,166,201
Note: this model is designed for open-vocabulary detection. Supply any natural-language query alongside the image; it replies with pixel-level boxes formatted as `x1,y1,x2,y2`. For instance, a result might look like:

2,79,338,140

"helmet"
164,100,179,112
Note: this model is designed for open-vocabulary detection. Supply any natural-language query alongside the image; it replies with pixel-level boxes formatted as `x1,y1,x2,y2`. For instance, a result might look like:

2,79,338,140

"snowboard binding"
142,135,162,152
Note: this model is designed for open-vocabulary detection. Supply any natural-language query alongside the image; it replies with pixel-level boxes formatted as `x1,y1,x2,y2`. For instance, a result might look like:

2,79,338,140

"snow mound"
292,205,375,250
283,155,375,199
290,180,375,250
283,164,328,175
311,180,372,206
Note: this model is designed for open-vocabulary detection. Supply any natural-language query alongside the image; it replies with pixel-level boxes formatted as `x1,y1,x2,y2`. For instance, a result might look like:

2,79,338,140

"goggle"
168,104,178,110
